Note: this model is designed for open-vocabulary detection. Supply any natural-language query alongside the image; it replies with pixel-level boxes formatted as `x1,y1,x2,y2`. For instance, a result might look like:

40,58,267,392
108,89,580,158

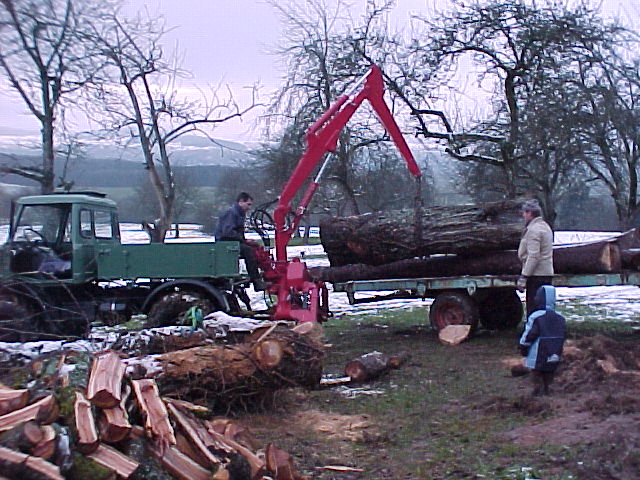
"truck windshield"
12,204,70,244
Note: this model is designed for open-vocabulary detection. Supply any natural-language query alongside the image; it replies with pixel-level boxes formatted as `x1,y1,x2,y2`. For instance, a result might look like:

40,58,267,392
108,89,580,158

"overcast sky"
0,0,638,141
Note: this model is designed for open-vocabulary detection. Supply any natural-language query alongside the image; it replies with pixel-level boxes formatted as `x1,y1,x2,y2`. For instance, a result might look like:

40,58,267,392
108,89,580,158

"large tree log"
147,325,324,405
312,232,636,283
320,199,524,266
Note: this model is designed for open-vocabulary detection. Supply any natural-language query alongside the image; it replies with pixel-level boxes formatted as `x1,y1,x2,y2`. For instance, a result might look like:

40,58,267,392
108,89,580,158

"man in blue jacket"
519,285,566,396
215,192,265,291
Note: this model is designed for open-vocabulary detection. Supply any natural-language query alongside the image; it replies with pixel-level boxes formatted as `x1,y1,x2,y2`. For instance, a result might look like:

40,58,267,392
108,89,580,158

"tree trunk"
147,326,324,405
320,199,524,266
344,351,409,383
312,232,635,283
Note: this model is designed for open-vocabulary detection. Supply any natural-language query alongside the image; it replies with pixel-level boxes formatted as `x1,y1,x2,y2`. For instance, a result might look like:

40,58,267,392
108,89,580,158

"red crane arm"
273,65,421,263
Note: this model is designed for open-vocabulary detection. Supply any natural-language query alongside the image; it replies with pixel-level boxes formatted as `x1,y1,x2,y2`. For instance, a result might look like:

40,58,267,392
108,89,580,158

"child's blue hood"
534,285,556,310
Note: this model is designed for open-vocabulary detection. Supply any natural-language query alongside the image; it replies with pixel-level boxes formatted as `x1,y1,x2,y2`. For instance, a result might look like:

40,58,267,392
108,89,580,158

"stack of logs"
314,199,640,282
0,326,321,480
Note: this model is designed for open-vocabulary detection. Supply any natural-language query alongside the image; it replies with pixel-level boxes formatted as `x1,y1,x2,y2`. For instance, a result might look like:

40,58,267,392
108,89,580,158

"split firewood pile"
0,321,326,479
312,198,640,282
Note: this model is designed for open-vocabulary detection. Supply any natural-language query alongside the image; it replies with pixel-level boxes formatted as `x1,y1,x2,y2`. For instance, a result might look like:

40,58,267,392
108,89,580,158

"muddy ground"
241,310,640,479
2,306,639,479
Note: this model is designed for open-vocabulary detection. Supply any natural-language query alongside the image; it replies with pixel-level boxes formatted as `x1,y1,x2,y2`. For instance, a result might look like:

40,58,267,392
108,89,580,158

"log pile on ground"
0,343,313,479
313,212,640,282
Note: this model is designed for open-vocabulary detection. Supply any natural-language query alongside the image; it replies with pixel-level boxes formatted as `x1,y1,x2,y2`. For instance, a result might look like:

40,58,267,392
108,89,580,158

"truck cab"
0,192,247,341
1,192,120,283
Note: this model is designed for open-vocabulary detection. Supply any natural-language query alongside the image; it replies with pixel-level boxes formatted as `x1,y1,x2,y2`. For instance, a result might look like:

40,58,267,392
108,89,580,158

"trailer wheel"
0,300,35,342
479,289,523,330
429,291,479,332
146,291,215,328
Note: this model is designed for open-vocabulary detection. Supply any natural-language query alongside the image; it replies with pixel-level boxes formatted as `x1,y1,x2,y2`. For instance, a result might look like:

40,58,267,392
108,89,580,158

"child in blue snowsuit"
519,285,566,396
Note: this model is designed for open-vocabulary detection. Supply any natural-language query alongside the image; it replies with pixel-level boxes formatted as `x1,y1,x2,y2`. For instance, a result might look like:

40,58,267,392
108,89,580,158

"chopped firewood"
31,424,57,460
318,465,365,472
0,387,29,416
153,443,211,480
344,351,410,383
130,379,176,444
0,420,43,451
74,391,99,454
0,395,58,432
265,443,306,480
161,397,209,415
204,420,265,478
320,376,352,386
166,401,223,467
87,351,126,408
438,325,472,346
0,444,64,480
212,467,231,480
175,431,210,468
87,443,139,478
99,385,132,443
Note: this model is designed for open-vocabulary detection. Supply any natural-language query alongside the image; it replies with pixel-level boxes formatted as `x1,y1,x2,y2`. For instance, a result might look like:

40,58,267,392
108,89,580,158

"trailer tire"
479,289,523,330
145,291,216,328
429,291,479,332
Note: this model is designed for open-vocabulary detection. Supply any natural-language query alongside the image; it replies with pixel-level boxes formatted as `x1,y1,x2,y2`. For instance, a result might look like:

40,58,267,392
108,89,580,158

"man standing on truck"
215,193,266,291
517,199,554,315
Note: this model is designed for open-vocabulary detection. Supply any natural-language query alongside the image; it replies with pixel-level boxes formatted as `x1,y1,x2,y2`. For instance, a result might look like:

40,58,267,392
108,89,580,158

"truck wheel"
429,291,479,332
0,300,35,342
146,292,215,328
479,289,523,330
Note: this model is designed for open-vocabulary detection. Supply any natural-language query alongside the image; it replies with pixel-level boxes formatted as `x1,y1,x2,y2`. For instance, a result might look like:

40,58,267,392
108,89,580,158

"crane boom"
258,65,421,323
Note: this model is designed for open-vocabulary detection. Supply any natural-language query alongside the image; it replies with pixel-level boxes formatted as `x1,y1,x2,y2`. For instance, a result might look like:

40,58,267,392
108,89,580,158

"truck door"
72,206,119,282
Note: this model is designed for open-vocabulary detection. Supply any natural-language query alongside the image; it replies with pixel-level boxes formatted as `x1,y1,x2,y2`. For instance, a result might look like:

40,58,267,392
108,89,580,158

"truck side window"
95,210,114,239
80,209,93,238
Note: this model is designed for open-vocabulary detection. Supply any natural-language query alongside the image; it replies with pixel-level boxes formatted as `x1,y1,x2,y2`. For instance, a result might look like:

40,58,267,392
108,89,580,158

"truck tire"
429,291,479,332
0,300,35,342
478,289,523,330
145,291,215,328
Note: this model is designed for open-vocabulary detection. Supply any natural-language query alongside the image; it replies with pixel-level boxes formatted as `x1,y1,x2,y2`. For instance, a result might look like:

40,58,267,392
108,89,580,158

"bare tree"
366,0,622,224
0,0,113,192
572,51,640,228
262,0,421,217
82,11,258,242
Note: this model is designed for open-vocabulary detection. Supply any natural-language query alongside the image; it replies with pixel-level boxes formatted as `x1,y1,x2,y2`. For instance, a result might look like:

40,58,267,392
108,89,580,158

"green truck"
0,192,251,341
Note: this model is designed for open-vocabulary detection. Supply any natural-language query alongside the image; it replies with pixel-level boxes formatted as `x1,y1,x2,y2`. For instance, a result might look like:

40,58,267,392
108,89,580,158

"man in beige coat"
517,199,554,315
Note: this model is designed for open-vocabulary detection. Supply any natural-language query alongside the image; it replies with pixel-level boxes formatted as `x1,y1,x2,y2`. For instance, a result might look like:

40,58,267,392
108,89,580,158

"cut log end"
438,325,472,346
